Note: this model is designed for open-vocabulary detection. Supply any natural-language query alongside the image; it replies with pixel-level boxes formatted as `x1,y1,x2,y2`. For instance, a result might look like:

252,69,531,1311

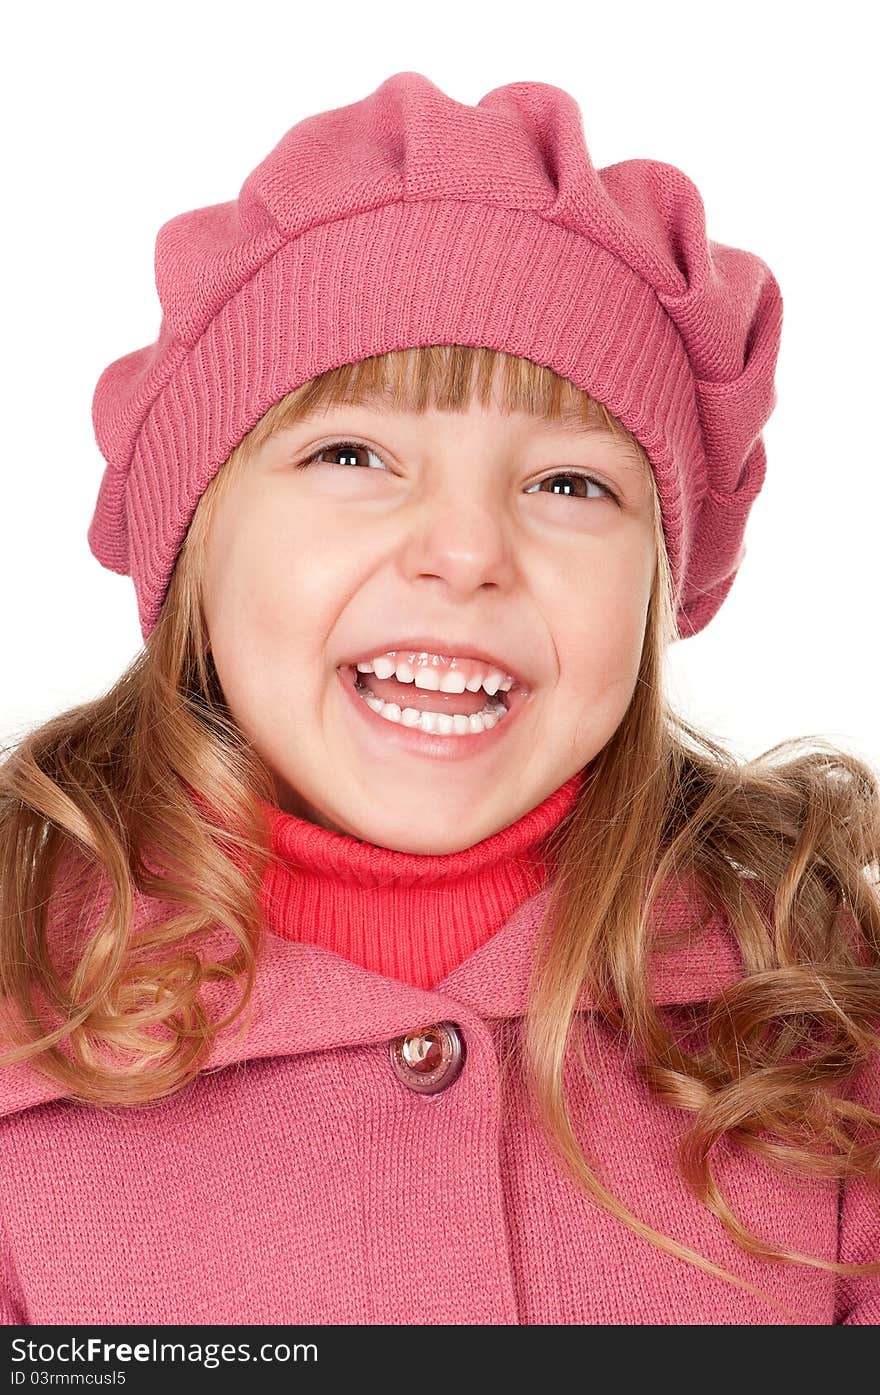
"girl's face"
201,395,657,853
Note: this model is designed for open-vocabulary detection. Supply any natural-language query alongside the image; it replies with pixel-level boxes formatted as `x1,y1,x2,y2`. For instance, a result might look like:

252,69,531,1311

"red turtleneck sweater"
256,771,584,989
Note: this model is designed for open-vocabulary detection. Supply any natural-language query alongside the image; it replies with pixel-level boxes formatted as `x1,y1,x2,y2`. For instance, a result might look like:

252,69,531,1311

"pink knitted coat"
0,865,877,1325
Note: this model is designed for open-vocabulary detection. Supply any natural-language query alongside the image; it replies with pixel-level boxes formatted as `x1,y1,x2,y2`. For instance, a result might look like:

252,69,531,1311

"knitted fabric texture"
88,71,783,642
258,769,583,989
2,870,878,1324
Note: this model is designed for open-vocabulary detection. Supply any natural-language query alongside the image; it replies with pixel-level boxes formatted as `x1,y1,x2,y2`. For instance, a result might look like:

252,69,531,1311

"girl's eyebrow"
544,417,637,447
289,407,625,439
541,418,648,473
550,418,620,438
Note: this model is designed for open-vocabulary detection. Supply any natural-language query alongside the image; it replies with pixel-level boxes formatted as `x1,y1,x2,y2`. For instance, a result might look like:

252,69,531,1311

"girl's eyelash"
297,438,620,503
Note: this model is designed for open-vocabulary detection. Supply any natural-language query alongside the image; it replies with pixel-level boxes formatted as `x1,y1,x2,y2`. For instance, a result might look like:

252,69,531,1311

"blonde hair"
2,345,879,1318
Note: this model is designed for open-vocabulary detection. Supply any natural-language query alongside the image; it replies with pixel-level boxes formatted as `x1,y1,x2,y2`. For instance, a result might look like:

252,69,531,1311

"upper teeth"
354,654,516,697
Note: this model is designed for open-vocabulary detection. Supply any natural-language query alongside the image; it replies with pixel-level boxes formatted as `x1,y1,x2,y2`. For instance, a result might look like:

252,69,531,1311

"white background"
2,0,877,772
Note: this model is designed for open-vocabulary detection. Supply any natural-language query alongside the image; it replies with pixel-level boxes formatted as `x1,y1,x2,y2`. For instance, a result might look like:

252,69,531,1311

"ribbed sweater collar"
257,771,584,990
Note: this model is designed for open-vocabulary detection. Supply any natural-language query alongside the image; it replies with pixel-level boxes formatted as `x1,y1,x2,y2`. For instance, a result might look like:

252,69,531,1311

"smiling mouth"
335,656,539,757
339,663,511,716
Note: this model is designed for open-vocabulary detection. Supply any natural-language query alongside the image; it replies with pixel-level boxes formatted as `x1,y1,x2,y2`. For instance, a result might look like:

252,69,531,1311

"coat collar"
0,877,745,1120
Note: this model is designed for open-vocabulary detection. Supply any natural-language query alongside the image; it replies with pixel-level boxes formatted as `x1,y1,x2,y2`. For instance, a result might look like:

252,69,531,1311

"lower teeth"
354,678,509,735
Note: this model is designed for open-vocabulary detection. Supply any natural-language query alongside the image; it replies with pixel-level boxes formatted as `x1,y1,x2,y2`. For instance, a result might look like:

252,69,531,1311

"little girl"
1,72,878,1328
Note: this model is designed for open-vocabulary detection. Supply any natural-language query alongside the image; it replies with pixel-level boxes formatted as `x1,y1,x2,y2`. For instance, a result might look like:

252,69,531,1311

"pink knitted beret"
88,71,783,642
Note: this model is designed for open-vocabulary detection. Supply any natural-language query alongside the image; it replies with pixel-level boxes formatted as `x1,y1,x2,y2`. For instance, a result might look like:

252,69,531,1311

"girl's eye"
524,472,617,503
299,440,387,472
298,438,618,503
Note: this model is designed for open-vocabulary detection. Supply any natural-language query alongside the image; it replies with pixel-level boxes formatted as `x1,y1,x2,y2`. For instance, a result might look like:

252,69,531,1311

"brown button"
389,1022,465,1095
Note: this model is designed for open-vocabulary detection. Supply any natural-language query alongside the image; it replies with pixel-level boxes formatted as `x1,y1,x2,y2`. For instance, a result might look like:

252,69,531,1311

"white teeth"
438,671,467,695
354,684,508,736
353,655,518,697
413,668,442,692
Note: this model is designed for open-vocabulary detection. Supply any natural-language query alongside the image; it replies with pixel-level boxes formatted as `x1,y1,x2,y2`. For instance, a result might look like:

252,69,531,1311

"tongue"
358,670,491,715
